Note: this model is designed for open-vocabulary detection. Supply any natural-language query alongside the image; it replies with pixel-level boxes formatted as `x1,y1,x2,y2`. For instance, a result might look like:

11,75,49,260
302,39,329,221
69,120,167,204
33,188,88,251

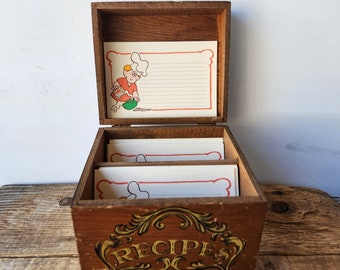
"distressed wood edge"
256,255,340,270
1,255,340,270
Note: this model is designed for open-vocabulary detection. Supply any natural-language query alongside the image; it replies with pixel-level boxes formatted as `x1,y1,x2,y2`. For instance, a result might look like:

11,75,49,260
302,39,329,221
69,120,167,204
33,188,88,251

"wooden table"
0,184,339,269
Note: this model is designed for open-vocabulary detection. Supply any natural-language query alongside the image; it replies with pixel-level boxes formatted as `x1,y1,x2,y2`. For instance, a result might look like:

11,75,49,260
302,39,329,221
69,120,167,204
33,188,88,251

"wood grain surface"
1,184,339,269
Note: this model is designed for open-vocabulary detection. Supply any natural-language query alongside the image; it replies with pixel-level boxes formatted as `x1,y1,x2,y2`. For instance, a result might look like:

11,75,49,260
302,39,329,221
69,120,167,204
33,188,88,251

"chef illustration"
111,52,149,112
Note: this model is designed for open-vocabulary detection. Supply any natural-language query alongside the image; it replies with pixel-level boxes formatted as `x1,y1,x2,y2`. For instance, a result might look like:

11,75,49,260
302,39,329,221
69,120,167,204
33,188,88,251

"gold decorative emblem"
95,206,245,270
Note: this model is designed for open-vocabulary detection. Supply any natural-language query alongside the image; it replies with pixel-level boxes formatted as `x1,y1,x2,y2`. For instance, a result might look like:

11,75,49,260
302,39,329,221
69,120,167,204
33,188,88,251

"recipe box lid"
92,1,230,126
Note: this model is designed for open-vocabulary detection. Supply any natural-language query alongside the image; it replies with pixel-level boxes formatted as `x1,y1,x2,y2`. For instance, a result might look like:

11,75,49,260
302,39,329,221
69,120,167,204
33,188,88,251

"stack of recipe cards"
94,164,239,199
106,138,225,162
93,137,239,199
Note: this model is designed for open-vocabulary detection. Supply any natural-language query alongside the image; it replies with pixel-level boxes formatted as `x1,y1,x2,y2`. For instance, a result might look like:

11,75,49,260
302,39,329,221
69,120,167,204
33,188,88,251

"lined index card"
94,164,239,200
106,138,225,162
104,41,217,118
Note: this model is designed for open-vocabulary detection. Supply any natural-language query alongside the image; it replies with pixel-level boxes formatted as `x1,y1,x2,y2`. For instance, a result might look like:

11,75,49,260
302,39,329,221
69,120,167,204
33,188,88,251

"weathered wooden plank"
1,184,339,269
259,184,340,256
0,258,81,270
1,255,339,270
0,184,78,257
256,255,340,270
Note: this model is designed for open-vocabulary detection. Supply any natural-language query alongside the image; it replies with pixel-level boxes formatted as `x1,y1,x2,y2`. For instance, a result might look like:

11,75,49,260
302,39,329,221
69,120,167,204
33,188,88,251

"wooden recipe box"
71,2,267,270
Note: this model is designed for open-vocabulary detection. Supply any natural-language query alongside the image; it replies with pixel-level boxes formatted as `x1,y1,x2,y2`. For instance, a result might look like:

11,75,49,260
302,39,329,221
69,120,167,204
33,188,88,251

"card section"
106,138,225,162
93,136,239,200
94,164,239,200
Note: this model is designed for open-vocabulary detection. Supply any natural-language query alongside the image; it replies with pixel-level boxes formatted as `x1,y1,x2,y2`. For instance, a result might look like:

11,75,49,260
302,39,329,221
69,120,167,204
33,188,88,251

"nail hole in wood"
271,201,290,214
272,190,284,195
59,197,72,207
264,260,276,270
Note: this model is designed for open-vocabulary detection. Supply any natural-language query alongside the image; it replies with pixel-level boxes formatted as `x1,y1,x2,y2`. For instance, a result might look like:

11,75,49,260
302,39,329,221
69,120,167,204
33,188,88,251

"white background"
1,0,339,196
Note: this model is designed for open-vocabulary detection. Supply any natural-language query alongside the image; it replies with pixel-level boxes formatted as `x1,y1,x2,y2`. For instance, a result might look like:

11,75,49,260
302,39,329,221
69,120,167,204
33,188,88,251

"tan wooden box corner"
71,2,267,270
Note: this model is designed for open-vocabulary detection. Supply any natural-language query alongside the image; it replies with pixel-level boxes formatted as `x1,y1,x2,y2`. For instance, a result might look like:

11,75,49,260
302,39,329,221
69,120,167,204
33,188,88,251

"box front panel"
72,201,265,270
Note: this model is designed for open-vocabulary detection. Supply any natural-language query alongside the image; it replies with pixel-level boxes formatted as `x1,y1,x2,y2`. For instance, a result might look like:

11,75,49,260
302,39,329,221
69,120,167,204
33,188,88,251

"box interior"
74,126,262,204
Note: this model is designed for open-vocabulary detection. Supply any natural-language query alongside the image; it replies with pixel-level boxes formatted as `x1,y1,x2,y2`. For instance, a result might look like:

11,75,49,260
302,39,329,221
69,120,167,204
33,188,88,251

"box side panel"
72,129,107,202
217,5,230,123
92,6,107,124
223,127,264,197
72,201,266,270
103,125,226,140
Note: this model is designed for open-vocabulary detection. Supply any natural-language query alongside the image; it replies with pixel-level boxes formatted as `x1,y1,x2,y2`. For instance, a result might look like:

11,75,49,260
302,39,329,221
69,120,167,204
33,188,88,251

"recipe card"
94,164,239,200
104,41,217,119
106,138,225,162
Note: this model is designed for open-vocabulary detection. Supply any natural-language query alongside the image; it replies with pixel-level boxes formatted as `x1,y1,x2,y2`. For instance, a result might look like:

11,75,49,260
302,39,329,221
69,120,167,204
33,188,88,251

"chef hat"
130,52,149,77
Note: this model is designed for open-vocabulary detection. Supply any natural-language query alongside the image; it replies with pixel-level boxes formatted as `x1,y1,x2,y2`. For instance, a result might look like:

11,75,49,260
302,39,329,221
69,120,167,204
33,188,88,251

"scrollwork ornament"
95,206,245,270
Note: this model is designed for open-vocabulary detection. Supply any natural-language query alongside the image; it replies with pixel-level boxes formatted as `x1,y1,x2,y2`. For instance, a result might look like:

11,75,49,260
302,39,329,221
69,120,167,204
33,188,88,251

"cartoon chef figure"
111,52,149,112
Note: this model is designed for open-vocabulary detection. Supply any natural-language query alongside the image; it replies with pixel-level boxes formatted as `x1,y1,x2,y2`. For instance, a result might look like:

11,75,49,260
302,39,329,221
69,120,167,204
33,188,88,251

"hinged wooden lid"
92,1,230,126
